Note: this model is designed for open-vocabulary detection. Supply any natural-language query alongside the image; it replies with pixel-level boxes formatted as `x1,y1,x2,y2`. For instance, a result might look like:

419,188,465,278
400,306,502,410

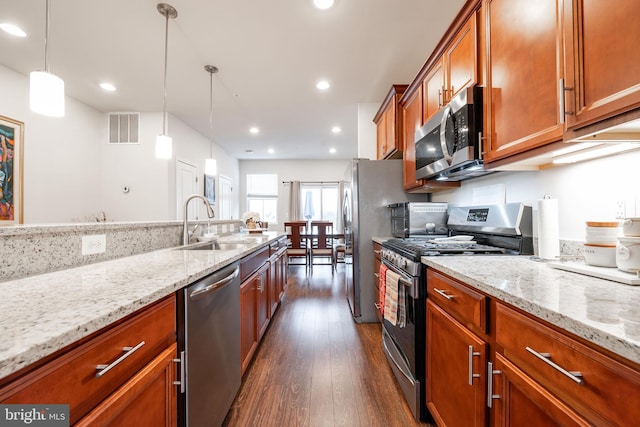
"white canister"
622,218,640,237
616,236,640,273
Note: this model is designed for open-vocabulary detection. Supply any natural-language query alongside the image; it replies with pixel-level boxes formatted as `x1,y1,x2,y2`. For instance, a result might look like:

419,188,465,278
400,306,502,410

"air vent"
108,113,140,144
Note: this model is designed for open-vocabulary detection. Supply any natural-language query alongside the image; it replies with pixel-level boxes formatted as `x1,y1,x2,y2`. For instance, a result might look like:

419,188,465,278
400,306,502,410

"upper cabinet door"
423,58,445,124
563,0,640,129
484,0,564,163
402,86,424,190
446,15,478,102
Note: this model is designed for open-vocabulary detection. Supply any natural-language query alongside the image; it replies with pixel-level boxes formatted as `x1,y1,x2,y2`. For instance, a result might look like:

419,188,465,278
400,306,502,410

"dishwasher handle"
189,267,240,300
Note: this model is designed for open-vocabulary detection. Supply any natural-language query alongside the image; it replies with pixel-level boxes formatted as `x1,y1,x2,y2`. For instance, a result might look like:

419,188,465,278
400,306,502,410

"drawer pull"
96,341,145,378
434,288,454,300
374,273,380,279
525,346,584,385
173,350,185,394
374,250,381,255
374,303,381,310
487,362,502,408
468,345,481,385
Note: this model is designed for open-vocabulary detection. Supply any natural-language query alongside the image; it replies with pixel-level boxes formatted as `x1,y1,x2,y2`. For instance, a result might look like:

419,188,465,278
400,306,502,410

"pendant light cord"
209,70,214,156
162,11,169,135
44,0,50,72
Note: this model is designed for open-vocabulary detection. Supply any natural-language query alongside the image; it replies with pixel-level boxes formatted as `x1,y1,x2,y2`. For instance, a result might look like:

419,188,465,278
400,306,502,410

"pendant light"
30,0,65,117
155,3,177,159
204,65,219,175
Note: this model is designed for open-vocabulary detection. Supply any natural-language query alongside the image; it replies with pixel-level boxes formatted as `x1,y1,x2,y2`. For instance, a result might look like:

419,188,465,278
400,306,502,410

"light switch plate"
82,234,106,255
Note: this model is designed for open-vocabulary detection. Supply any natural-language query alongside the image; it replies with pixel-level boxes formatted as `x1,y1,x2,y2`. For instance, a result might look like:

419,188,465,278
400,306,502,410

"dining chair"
284,221,309,272
309,221,335,272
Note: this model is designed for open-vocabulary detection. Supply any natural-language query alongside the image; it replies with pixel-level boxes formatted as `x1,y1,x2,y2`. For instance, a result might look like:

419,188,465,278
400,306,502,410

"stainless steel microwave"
415,86,492,181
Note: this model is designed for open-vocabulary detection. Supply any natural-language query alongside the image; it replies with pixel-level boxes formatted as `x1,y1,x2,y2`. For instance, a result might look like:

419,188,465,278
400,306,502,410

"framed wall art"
0,115,24,225
204,174,216,205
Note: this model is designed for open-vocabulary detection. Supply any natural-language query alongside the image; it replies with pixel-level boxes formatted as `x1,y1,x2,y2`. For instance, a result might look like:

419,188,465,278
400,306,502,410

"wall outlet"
82,234,106,255
615,200,626,219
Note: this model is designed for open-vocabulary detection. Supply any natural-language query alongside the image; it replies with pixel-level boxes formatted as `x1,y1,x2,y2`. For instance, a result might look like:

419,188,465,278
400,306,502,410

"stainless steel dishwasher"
180,261,241,427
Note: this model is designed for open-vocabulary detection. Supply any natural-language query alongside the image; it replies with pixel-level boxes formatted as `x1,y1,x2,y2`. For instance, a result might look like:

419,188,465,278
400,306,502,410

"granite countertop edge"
421,255,640,366
0,232,286,380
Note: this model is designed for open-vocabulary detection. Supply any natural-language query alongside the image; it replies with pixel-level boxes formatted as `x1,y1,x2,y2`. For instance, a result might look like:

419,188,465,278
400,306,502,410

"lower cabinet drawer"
1,296,176,425
495,303,640,426
427,269,487,335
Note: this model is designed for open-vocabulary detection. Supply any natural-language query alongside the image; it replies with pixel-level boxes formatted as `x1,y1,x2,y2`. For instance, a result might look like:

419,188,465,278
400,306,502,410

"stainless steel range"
379,203,533,422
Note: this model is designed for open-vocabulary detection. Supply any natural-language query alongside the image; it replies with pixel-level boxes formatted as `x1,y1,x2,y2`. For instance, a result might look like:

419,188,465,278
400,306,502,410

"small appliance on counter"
387,202,448,238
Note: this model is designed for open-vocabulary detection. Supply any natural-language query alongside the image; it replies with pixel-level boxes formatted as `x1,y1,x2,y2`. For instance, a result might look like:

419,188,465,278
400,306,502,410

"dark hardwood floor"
224,264,434,427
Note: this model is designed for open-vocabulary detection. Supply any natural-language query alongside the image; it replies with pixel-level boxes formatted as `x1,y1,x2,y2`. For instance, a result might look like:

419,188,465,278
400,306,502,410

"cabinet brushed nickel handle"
525,346,584,385
487,361,502,408
438,89,443,108
374,303,381,310
172,350,185,393
374,250,381,255
96,341,146,378
468,345,481,385
433,288,454,300
558,79,575,124
374,273,380,279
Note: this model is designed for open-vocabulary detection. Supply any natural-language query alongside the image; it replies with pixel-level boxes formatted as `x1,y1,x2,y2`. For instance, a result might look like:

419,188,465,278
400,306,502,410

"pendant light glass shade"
30,0,65,117
205,158,217,175
30,71,65,117
155,134,173,159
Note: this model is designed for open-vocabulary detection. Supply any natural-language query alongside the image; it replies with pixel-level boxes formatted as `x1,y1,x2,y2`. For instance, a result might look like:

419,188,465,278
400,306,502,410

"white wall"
358,103,379,159
431,150,640,241
239,159,351,230
0,64,239,223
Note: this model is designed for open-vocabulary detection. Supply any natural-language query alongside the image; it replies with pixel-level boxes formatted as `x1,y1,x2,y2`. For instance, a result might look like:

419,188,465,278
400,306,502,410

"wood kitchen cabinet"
401,86,424,191
76,343,178,427
422,59,445,123
483,0,565,163
240,242,286,375
0,296,177,425
374,85,408,160
494,302,640,426
240,264,265,375
426,269,488,427
562,0,640,130
427,300,487,427
490,353,589,427
426,266,640,426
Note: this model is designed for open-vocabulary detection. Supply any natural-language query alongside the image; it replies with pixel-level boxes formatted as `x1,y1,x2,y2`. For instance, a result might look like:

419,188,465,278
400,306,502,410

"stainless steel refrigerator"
343,159,410,323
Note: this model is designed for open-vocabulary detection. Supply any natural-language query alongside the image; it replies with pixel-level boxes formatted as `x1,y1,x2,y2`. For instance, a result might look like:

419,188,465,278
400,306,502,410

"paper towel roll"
537,197,560,259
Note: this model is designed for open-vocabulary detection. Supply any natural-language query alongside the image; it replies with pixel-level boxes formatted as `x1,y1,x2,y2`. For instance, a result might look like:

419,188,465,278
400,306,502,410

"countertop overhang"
422,255,640,366
0,232,285,380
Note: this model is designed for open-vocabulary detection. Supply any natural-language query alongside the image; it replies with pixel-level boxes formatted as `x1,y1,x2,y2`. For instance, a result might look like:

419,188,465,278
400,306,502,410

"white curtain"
288,181,301,221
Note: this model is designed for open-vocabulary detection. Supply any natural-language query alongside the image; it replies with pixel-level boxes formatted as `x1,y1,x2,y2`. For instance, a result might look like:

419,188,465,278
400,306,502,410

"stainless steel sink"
179,242,250,251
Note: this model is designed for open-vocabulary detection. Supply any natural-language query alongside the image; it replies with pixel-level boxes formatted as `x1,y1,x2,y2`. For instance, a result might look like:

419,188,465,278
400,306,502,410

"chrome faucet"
183,194,215,245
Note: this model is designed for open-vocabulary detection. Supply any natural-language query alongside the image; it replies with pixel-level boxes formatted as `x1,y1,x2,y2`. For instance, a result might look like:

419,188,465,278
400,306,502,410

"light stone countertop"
0,232,285,380
421,255,640,366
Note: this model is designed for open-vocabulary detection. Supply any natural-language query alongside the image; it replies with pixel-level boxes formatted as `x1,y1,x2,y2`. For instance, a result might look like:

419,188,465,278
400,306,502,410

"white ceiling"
0,0,465,160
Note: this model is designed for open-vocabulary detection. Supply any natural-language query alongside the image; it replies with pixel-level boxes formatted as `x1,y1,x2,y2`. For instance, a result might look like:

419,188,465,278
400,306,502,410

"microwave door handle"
439,104,452,163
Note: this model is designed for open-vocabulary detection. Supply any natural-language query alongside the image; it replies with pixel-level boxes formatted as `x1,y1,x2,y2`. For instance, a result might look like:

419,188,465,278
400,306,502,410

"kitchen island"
0,231,285,381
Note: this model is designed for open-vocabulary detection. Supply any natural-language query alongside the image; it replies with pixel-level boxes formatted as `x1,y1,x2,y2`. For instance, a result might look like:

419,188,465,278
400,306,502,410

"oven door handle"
382,331,415,384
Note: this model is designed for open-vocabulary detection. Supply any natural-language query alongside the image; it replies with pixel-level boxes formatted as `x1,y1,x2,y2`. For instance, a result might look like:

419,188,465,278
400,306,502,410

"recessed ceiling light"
99,82,116,92
268,148,275,154
329,147,337,154
316,80,330,90
249,127,260,134
313,0,335,9
331,126,341,134
0,23,27,37
245,149,254,154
